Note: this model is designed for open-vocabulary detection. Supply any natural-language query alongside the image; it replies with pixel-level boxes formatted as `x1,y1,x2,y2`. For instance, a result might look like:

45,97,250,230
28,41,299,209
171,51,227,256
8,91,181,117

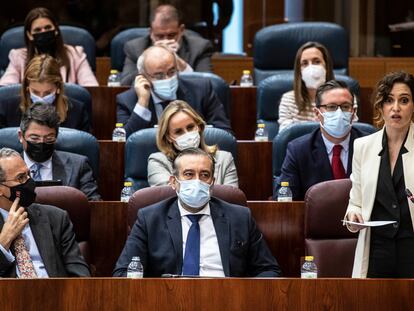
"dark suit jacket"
0,203,90,277
52,151,101,201
113,197,281,277
121,33,213,86
116,75,232,137
276,127,368,200
0,94,91,132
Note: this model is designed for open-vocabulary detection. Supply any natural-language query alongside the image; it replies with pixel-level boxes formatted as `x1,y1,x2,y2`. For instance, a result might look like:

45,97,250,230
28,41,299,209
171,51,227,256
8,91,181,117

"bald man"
116,45,231,137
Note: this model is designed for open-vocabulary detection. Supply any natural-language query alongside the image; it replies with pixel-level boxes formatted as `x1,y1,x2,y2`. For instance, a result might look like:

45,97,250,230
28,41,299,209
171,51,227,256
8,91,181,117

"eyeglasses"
319,103,353,112
1,172,31,184
145,68,177,81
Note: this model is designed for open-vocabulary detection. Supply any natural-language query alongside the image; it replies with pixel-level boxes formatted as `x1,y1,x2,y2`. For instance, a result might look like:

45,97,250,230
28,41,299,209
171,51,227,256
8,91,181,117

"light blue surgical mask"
175,178,211,209
30,92,56,105
152,75,178,100
320,107,352,138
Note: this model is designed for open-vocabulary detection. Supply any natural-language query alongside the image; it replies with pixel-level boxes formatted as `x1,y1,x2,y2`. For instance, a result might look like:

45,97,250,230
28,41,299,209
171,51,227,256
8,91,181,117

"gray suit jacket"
52,151,101,201
121,33,214,85
0,203,90,277
148,150,238,187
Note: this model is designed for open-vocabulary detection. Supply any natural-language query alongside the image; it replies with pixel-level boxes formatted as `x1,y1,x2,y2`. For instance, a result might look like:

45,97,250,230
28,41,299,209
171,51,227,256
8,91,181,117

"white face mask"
175,178,211,209
30,92,56,105
152,75,179,100
173,131,200,151
320,107,353,138
301,64,326,89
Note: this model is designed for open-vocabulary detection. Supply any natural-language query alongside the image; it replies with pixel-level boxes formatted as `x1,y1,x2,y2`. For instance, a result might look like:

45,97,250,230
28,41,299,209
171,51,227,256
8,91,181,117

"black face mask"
25,141,55,163
33,30,57,55
6,178,37,207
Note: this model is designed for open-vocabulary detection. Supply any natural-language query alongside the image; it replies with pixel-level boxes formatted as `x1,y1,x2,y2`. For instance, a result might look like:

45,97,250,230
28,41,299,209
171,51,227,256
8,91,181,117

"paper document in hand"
342,220,396,228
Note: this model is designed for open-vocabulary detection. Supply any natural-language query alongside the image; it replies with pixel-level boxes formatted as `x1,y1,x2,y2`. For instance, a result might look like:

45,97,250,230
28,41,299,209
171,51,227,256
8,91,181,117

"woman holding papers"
345,71,414,278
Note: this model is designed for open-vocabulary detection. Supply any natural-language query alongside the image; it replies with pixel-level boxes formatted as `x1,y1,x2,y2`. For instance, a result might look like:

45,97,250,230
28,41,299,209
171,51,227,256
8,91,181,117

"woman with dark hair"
278,41,335,131
345,71,414,278
0,7,98,86
0,54,90,131
147,100,238,187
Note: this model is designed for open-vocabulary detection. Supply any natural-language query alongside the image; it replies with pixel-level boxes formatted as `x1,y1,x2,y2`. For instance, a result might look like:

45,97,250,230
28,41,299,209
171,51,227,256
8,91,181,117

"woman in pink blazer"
0,7,98,87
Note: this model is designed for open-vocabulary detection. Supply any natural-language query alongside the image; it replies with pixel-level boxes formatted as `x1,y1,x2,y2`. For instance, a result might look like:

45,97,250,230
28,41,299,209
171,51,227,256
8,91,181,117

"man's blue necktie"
182,214,203,276
31,163,42,181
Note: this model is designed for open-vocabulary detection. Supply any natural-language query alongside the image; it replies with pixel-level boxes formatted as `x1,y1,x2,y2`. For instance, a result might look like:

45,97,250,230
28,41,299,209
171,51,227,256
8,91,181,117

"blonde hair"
21,54,68,122
156,100,217,159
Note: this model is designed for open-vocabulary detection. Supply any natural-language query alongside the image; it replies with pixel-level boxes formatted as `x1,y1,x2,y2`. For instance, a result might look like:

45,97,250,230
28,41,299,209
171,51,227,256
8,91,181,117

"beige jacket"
147,150,239,188
345,122,414,278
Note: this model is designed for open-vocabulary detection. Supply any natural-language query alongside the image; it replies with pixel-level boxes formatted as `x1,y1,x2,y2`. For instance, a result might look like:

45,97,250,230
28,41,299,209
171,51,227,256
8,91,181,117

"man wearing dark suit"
18,103,101,201
117,45,231,137
276,80,371,200
0,148,90,277
113,148,281,277
121,4,213,86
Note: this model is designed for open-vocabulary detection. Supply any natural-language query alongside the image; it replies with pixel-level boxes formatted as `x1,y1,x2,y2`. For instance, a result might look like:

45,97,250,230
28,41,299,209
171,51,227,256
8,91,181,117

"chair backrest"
0,25,96,72
272,121,377,187
180,72,231,118
304,179,357,277
257,73,360,140
128,184,247,229
110,27,149,71
0,83,92,129
253,22,349,84
35,186,91,263
0,127,100,178
125,127,237,190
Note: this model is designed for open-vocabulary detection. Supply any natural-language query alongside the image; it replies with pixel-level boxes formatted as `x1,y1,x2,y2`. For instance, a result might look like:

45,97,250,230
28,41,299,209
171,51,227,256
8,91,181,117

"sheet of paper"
342,220,396,228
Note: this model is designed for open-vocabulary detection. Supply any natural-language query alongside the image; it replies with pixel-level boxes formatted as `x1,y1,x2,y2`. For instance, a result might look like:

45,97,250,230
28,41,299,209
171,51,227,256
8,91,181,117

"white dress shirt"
133,90,177,121
23,151,53,180
0,208,49,278
178,201,225,277
321,132,351,173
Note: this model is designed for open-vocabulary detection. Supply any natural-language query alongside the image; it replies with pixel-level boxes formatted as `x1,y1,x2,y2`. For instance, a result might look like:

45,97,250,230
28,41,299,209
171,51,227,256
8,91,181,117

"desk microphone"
405,188,414,203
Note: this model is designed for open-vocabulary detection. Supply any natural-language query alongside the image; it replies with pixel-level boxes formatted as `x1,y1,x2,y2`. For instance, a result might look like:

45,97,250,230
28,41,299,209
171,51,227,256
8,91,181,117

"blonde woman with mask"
147,100,238,187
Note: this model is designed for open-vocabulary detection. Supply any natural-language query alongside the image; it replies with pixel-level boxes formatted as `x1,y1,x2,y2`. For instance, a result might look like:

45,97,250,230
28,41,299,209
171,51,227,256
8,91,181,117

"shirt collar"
177,199,211,218
0,207,8,219
23,151,52,169
321,131,351,154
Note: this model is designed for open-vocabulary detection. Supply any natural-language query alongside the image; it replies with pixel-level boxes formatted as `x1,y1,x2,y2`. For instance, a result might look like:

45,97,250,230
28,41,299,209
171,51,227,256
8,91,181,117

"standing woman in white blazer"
345,71,414,278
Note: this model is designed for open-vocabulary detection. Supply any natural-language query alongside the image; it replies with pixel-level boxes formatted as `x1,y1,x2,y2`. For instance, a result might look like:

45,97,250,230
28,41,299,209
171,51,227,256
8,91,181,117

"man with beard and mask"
18,103,101,201
120,4,213,86
275,80,371,200
116,45,231,138
0,147,90,277
113,148,281,277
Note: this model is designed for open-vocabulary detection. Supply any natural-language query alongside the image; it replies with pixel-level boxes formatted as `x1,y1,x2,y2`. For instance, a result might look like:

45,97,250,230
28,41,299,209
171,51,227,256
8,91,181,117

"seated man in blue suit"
113,148,281,277
275,80,370,200
116,45,231,137
18,103,101,201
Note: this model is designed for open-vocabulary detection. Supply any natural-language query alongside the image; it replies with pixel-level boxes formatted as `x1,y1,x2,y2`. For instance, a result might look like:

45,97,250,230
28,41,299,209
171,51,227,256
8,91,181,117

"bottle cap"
258,123,265,128
131,256,140,261
116,123,124,127
110,69,119,74
124,181,133,187
243,70,251,75
305,256,314,261
281,181,289,187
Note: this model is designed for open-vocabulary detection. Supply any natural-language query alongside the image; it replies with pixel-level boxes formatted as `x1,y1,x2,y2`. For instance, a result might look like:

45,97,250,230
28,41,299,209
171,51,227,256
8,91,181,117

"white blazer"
346,122,414,278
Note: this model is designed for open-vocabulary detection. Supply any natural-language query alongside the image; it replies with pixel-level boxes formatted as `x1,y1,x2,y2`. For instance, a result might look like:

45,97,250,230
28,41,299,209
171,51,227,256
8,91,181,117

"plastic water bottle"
301,256,318,278
277,181,292,202
107,69,121,87
240,70,254,87
120,181,133,202
254,123,268,141
112,123,126,142
127,256,144,278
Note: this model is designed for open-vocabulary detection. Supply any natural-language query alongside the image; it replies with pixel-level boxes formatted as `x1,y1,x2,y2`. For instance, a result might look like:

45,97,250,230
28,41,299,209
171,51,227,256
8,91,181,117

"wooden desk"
1,278,412,310
89,200,303,277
